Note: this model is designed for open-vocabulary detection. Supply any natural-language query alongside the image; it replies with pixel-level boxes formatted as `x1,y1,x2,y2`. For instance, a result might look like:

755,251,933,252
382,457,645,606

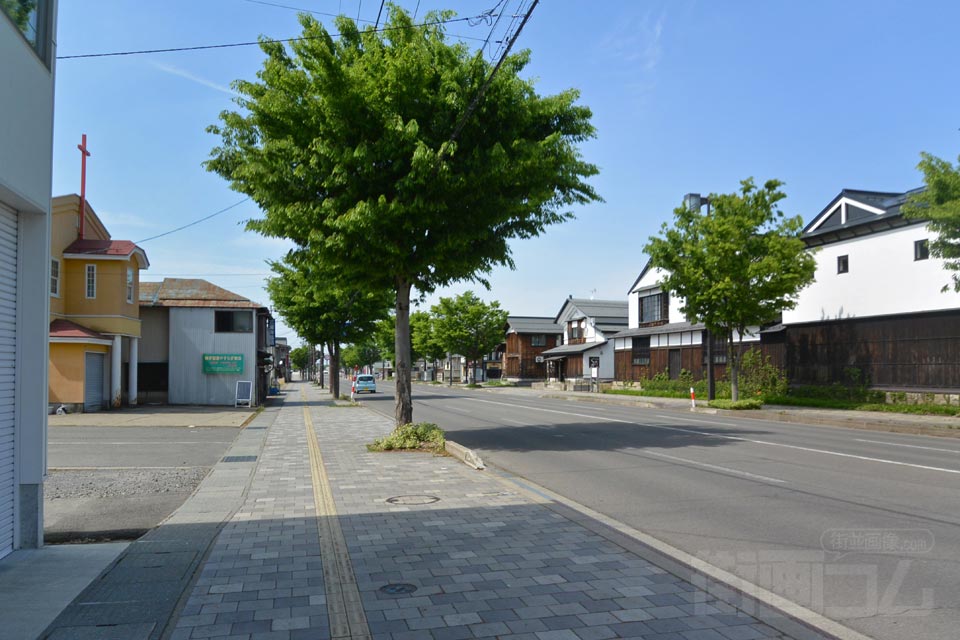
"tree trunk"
329,342,340,399
729,332,739,402
318,343,325,388
394,280,413,427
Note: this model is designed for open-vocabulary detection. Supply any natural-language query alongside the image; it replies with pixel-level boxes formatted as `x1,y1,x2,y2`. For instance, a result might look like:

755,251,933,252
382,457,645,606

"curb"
444,439,485,469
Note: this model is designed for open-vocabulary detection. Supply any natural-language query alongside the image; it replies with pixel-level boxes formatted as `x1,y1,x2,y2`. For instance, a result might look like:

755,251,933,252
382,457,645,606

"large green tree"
903,152,960,292
341,341,381,372
431,291,508,383
266,253,391,398
644,179,816,401
289,345,309,373
205,6,600,426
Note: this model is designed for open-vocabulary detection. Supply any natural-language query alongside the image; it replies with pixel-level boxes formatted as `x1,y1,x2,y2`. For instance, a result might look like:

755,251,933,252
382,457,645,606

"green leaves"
903,152,960,292
430,292,508,368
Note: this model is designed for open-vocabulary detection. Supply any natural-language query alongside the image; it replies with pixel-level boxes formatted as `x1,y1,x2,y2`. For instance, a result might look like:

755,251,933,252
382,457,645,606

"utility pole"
684,193,716,401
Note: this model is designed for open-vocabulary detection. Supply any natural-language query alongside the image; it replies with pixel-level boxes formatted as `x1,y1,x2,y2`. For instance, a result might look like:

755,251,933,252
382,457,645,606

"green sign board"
202,353,244,374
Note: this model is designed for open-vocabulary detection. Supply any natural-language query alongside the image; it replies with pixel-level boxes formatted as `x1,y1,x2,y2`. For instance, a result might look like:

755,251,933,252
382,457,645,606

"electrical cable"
136,197,250,243
58,13,485,59
374,0,385,30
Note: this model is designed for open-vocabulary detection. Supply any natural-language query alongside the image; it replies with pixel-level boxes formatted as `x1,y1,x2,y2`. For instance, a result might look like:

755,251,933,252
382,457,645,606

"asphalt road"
46,425,239,542
360,380,960,640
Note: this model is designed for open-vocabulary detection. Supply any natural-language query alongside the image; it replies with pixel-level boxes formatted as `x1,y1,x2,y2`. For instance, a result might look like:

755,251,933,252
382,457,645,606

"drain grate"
222,455,258,463
385,495,439,505
379,583,418,595
246,426,267,430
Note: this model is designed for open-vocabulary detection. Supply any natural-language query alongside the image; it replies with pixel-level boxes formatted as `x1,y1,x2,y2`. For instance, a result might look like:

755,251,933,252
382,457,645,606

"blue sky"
52,1,960,344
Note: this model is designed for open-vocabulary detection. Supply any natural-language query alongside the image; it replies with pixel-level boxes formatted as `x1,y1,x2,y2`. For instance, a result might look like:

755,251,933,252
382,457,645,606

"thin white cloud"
598,9,667,72
98,209,159,230
150,61,236,96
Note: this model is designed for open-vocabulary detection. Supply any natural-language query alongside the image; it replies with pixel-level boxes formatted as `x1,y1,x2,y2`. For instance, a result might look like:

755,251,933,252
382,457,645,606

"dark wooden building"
502,316,562,381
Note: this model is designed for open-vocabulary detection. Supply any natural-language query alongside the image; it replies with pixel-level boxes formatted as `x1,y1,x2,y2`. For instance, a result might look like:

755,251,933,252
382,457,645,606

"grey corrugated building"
139,279,273,406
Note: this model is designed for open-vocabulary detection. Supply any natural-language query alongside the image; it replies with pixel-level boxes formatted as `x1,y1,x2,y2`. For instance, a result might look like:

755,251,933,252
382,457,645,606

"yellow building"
49,194,149,411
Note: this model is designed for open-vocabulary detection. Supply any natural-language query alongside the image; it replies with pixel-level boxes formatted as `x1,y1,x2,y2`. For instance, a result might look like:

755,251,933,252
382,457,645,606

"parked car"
354,374,377,394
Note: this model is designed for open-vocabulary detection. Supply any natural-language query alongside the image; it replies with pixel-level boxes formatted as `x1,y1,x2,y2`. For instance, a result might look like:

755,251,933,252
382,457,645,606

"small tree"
341,342,381,372
902,152,960,292
411,310,444,380
289,345,309,373
431,292,508,383
205,7,600,426
645,179,816,401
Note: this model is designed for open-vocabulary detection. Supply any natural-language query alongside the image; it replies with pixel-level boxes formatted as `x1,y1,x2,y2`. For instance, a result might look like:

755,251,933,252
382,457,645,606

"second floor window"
126,267,134,303
85,264,96,299
914,239,930,261
50,258,59,296
837,255,849,274
569,323,582,340
531,334,546,347
215,310,253,333
639,293,666,324
1,0,53,65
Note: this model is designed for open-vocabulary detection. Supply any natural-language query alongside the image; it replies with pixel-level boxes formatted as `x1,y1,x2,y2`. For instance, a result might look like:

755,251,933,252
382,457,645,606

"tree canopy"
903,152,960,292
644,179,816,400
266,253,391,398
205,6,600,425
341,342,381,371
430,291,508,383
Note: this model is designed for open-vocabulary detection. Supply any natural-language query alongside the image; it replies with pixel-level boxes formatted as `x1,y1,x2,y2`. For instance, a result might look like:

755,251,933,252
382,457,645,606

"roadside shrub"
708,398,762,410
739,349,788,399
368,422,446,452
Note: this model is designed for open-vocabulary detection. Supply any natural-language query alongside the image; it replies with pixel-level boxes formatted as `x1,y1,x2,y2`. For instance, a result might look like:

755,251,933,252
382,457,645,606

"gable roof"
627,260,653,294
505,316,562,335
49,319,112,344
63,238,150,268
802,188,926,247
553,297,629,334
140,278,263,309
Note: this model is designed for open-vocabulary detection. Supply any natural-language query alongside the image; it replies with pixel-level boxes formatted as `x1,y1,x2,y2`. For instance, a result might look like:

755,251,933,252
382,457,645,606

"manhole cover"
385,495,440,505
379,583,418,595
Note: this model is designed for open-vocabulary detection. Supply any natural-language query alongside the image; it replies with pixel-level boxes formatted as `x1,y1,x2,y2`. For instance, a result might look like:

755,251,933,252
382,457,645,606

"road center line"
642,450,786,484
855,438,960,453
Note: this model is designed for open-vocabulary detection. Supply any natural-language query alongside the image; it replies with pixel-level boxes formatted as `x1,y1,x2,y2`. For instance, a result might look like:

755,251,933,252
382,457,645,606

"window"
914,239,930,261
531,334,546,347
569,323,582,340
1,0,53,65
215,310,253,333
837,255,849,274
631,337,651,366
639,293,667,324
126,267,134,303
702,332,728,364
85,264,96,299
50,258,59,296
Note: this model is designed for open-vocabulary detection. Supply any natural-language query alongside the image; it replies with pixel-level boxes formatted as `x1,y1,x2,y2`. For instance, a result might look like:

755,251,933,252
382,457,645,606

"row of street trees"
342,291,508,384
205,6,600,426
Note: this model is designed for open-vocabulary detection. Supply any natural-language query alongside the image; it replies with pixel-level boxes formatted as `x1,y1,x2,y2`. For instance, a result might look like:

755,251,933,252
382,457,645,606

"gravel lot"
45,467,209,500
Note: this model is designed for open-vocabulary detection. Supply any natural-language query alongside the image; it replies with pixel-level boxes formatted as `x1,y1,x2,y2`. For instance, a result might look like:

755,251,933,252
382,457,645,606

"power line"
58,13,487,59
136,198,250,243
239,0,347,21
447,0,539,146
149,273,270,277
374,0,386,30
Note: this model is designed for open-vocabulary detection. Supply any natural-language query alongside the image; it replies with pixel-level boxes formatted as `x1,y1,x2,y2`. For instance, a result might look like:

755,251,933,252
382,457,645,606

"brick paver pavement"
167,381,803,640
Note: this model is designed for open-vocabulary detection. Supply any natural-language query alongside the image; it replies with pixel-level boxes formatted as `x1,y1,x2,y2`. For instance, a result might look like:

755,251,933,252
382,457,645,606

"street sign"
589,356,600,368
203,353,244,374
235,380,253,407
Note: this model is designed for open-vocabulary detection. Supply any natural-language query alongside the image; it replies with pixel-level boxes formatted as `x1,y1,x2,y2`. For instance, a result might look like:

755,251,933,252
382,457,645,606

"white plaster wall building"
781,188,960,390
0,0,58,556
539,297,628,381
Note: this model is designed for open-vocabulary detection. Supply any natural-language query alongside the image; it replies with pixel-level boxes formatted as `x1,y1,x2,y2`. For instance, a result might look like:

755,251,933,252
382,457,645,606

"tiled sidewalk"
167,382,803,639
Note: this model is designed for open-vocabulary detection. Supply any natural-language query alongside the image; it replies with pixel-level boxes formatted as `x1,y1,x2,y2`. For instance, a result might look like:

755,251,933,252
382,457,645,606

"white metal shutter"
0,203,18,558
84,353,104,412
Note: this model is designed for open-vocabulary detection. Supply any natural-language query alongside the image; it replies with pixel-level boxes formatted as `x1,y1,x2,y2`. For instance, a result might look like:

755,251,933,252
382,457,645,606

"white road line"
643,450,786,484
855,438,960,454
437,395,960,477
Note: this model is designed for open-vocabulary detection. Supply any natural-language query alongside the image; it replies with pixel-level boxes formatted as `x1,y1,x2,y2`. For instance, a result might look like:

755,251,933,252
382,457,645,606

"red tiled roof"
50,319,109,341
64,239,138,256
139,278,263,308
